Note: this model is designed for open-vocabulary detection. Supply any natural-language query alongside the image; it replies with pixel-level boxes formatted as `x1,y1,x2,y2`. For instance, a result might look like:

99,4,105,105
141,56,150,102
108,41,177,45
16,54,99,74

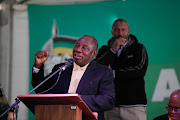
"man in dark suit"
153,89,180,120
32,35,115,120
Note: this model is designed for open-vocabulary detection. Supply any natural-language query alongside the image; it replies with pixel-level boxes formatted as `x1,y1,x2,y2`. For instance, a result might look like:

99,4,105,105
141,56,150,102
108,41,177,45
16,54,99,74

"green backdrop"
28,0,180,119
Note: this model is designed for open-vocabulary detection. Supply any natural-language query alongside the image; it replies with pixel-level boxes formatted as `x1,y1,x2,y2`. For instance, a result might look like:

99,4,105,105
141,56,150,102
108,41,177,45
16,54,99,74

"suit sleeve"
31,64,61,94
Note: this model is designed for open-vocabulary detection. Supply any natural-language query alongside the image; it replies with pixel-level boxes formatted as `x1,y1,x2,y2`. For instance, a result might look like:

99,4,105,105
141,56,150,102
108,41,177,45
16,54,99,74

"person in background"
95,18,148,120
7,111,16,120
0,85,16,120
153,89,180,120
32,35,115,120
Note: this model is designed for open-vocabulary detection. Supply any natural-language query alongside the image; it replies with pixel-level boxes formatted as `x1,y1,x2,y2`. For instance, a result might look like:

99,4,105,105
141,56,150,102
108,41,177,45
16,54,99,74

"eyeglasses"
166,106,180,113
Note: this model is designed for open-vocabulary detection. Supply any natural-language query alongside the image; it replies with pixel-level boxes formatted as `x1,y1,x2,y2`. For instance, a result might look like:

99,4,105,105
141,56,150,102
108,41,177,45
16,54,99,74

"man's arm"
117,44,148,78
81,69,115,112
31,63,62,94
95,45,116,68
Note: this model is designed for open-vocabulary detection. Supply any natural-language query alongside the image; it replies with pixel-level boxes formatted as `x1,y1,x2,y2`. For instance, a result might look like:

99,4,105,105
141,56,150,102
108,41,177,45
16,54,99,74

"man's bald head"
168,89,180,107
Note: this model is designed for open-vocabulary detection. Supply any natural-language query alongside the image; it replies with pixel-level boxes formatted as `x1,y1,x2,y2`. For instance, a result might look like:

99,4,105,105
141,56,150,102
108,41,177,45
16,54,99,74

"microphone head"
60,58,73,71
67,58,73,64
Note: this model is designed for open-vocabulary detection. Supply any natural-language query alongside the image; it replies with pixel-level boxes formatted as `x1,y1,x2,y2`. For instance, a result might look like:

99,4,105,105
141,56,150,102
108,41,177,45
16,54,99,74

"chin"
74,60,81,65
170,115,180,120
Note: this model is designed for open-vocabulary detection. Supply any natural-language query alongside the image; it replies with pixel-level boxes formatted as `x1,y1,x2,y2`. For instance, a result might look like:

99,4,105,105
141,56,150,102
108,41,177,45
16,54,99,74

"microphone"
60,58,74,71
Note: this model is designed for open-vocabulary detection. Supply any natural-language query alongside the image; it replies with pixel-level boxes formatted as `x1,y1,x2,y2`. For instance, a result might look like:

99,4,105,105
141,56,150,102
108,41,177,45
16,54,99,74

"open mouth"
74,54,82,59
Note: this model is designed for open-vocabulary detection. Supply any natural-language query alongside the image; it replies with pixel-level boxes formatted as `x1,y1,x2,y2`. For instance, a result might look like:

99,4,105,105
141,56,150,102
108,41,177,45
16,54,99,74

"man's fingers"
115,37,127,46
35,50,49,58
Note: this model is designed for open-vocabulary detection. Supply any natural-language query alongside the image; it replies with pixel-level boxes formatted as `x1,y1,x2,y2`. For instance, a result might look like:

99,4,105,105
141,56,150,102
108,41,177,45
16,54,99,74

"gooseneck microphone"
0,58,74,118
28,58,74,95
60,58,74,71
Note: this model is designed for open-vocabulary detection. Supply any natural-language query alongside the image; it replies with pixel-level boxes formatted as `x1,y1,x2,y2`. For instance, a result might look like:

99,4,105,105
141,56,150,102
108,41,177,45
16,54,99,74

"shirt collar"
124,41,128,47
73,62,89,71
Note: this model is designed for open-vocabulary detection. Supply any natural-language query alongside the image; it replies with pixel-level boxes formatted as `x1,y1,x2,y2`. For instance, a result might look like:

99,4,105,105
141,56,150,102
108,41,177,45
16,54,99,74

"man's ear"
111,29,114,36
93,50,98,58
128,29,130,36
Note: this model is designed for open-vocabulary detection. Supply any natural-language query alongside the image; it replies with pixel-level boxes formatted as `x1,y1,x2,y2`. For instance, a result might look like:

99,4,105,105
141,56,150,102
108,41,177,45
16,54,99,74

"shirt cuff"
33,66,40,73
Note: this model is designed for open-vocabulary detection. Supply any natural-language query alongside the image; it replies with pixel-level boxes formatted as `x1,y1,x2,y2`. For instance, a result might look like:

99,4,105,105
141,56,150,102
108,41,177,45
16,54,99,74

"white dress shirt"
68,62,89,93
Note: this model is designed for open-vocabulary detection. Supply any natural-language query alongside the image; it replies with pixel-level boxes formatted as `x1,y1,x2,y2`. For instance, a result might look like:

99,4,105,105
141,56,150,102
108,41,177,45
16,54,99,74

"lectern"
17,94,97,120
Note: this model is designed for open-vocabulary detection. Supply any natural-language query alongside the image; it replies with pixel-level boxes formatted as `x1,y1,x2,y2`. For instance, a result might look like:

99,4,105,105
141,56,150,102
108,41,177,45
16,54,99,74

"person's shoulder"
94,62,112,71
130,40,146,50
53,62,67,70
98,45,110,51
129,34,144,47
96,62,109,68
136,42,146,49
131,35,146,48
54,63,65,67
153,113,169,120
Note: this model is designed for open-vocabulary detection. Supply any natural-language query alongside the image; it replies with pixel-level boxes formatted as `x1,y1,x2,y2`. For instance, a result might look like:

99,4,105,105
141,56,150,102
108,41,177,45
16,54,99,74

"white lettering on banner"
152,69,180,102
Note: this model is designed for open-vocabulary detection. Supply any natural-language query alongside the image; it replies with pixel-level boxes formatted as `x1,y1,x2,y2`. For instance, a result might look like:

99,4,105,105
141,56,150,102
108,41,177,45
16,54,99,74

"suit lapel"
76,61,97,94
62,65,73,93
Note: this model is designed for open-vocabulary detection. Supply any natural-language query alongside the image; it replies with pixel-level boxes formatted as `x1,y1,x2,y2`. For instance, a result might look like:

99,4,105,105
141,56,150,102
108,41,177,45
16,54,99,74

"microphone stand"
0,66,65,119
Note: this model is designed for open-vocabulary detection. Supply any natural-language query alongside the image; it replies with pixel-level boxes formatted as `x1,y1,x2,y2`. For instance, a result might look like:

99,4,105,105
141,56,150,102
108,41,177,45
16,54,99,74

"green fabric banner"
28,1,180,119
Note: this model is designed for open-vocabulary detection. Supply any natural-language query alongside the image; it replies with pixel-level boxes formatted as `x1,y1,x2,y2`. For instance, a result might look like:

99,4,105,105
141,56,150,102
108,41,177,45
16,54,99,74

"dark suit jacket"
153,113,169,120
32,60,115,120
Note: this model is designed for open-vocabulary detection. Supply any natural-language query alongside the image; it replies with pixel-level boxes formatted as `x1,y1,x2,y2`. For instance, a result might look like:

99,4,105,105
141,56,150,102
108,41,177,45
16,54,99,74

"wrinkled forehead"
76,36,93,44
113,21,129,28
76,36,97,49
